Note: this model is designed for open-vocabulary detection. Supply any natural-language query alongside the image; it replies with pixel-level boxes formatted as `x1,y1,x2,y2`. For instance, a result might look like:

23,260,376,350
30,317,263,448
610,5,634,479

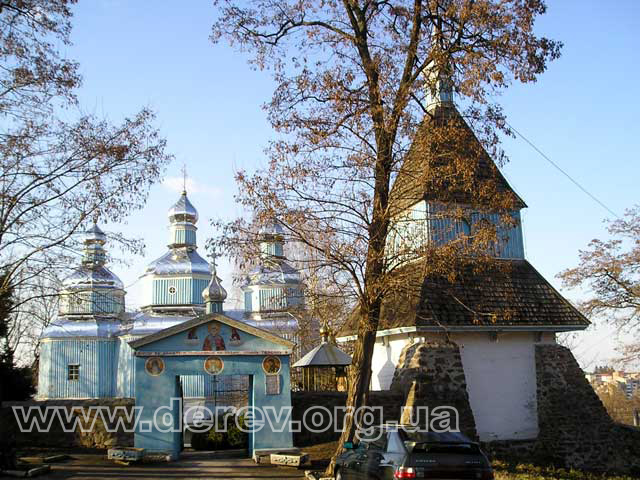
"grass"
299,442,640,479
491,461,639,480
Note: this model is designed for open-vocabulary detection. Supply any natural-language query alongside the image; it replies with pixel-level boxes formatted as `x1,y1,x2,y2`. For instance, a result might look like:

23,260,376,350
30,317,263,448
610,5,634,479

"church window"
168,286,177,295
67,364,80,381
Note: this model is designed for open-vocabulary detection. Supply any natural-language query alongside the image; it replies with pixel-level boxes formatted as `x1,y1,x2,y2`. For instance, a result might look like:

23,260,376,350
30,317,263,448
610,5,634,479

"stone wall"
530,344,640,474
1,399,135,450
390,340,478,440
291,391,403,446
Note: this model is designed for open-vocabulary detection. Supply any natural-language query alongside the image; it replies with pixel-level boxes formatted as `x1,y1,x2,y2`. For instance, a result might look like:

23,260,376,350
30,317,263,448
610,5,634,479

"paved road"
5,453,308,480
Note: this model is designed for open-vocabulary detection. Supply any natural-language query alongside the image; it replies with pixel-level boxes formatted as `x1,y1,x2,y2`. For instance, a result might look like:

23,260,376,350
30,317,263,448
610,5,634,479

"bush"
190,415,249,450
190,431,210,450
227,415,248,448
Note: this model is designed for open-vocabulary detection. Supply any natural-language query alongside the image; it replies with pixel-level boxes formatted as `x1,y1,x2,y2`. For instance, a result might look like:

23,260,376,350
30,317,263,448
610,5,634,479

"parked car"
334,426,494,479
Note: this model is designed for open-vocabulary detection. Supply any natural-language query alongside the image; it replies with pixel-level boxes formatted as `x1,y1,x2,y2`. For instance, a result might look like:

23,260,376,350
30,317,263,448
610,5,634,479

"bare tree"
559,206,640,364
0,0,172,364
211,0,560,469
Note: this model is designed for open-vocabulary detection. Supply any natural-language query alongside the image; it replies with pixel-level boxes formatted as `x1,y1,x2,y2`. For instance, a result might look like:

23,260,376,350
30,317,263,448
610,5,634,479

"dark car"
334,426,494,479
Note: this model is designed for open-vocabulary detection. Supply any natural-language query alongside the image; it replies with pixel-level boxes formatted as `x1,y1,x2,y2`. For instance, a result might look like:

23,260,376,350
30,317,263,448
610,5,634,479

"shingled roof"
338,259,589,336
390,105,526,214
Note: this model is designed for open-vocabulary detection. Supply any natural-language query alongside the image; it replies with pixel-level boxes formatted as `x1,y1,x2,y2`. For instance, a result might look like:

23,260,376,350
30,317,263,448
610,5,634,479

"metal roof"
62,265,125,290
292,340,352,368
143,248,210,276
168,191,199,223
243,259,301,286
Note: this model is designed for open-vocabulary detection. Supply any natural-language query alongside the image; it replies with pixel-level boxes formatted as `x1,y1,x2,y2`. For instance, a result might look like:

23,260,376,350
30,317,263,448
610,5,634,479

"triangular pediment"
128,313,294,353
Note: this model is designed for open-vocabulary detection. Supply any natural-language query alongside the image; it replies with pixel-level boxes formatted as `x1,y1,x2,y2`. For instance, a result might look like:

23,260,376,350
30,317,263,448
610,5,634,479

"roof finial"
181,162,187,195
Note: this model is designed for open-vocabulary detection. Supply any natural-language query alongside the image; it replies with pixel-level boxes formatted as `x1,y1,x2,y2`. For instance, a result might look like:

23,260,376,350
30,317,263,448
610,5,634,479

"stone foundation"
384,341,640,475
529,344,640,473
390,340,478,440
1,398,135,449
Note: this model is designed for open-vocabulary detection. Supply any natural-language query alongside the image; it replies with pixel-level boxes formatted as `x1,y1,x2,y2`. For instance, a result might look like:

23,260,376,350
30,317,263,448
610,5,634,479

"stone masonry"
390,340,478,440
532,344,640,474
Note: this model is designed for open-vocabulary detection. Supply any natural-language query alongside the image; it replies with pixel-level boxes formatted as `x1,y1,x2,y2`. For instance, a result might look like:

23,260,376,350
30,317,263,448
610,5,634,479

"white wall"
370,335,410,391
452,332,549,441
368,331,556,441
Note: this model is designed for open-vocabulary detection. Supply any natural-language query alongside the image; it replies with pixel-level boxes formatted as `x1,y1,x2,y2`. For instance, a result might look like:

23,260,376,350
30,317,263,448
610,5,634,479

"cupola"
59,224,125,317
202,260,227,314
140,190,211,314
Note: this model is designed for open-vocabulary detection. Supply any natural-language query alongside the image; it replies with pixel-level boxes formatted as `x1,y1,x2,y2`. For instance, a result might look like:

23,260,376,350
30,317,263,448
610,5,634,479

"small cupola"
59,223,125,317
259,221,285,258
167,190,199,249
202,255,227,314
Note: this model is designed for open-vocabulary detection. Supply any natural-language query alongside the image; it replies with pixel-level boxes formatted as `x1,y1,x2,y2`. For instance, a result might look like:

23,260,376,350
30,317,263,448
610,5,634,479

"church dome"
259,220,285,236
62,225,124,291
202,271,227,303
168,191,199,223
245,260,301,286
143,249,210,276
140,190,211,313
59,224,125,317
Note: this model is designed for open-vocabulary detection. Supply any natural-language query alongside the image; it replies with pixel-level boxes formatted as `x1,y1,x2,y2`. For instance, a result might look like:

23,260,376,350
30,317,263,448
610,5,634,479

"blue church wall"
132,318,294,458
135,320,290,355
116,337,137,398
387,200,525,264
151,277,209,306
39,339,117,398
60,290,124,316
134,354,293,457
426,202,524,259
171,226,196,245
260,241,284,257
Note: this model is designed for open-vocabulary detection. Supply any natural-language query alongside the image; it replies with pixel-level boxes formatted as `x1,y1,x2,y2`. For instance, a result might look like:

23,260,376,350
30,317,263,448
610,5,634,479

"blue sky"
66,1,639,369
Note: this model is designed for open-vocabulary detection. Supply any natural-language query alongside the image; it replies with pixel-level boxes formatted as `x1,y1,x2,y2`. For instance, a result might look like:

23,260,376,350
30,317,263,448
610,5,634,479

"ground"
6,451,306,480
6,444,640,480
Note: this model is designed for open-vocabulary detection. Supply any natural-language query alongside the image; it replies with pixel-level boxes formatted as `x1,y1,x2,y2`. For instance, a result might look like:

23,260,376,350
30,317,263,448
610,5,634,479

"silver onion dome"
168,191,199,223
202,269,227,303
259,220,285,236
84,223,107,244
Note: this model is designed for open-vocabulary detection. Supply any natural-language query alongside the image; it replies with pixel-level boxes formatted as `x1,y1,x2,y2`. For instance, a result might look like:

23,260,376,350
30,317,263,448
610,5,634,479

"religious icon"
185,326,199,345
202,321,226,351
204,356,224,375
262,356,281,375
228,327,242,346
145,356,164,376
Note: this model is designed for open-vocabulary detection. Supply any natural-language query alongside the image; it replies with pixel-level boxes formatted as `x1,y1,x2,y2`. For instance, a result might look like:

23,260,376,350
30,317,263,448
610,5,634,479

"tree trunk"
326,301,381,475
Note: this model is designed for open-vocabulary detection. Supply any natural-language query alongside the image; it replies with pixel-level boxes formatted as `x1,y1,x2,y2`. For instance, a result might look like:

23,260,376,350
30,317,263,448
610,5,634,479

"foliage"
0,272,34,401
211,0,561,472
559,206,640,362
190,414,248,450
0,0,172,364
593,383,640,426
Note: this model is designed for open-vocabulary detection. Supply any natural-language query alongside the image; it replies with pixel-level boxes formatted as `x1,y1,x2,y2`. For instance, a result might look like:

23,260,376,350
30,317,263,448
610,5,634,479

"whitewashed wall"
370,334,410,391
367,331,557,441
452,332,550,441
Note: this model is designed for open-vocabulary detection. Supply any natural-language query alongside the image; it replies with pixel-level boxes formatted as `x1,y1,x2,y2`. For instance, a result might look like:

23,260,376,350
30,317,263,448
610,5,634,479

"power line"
506,122,620,219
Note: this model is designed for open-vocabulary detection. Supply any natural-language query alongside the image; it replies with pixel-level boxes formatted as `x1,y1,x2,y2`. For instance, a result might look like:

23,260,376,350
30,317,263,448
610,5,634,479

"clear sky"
65,0,639,369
